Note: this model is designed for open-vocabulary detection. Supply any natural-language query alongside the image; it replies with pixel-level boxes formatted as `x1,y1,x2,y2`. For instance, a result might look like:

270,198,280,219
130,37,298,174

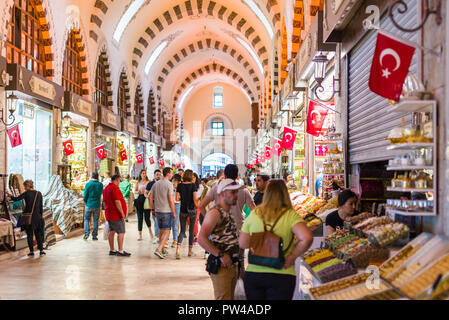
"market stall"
95,106,120,178
117,118,138,177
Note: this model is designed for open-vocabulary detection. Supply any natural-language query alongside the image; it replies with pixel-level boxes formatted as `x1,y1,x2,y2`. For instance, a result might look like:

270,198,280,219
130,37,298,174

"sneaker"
152,238,159,244
154,249,165,259
171,241,177,248
28,252,34,257
116,251,131,257
83,235,89,240
92,237,98,241
39,251,46,256
162,248,168,256
176,252,181,260
109,251,117,256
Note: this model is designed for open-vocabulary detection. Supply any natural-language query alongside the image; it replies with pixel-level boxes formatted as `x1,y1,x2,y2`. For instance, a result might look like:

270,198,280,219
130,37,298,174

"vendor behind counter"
325,190,361,234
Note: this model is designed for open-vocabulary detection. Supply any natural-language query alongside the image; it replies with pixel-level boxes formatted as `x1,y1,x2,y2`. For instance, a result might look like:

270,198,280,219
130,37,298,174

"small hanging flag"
272,139,282,156
149,156,155,165
63,139,75,156
136,154,143,164
119,149,128,161
96,145,105,160
7,124,22,148
281,127,298,151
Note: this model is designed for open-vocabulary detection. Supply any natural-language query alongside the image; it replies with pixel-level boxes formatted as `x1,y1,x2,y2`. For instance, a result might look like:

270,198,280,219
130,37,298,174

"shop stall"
117,118,138,177
61,92,98,190
96,106,120,178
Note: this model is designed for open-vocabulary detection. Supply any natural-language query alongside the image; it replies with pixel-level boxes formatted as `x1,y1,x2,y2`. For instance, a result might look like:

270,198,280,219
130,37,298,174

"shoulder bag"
20,191,38,227
248,211,294,269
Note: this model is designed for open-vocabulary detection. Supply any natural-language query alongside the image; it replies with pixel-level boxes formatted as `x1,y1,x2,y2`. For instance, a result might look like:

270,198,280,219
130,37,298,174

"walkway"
0,215,214,299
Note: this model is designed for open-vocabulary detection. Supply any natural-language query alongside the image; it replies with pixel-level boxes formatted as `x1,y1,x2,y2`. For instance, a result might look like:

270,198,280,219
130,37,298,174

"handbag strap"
261,209,295,253
27,191,38,214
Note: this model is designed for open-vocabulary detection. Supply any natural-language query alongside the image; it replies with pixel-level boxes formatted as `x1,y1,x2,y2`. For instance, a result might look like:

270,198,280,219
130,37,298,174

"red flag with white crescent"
149,156,155,165
159,159,165,167
368,31,415,101
306,101,329,137
120,149,128,161
182,163,185,169
136,154,143,164
260,152,266,163
63,139,75,156
7,125,22,148
265,146,272,160
272,139,282,156
96,145,105,160
281,127,297,150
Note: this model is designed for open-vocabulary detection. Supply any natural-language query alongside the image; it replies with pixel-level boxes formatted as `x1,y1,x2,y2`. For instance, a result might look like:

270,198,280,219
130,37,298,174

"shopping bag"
234,279,246,300
144,197,151,210
243,204,251,220
103,221,109,240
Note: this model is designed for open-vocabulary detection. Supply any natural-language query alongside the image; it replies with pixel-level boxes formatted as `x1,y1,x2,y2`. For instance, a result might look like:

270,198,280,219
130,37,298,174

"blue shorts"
156,212,173,230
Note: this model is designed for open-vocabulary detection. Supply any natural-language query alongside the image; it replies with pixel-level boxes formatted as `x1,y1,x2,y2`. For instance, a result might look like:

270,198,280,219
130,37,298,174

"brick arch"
89,0,114,42
156,38,261,94
264,0,281,37
62,28,90,96
172,63,256,109
94,47,114,110
132,0,269,75
291,0,305,60
279,18,288,86
118,67,132,118
134,84,144,125
4,0,55,79
147,88,157,131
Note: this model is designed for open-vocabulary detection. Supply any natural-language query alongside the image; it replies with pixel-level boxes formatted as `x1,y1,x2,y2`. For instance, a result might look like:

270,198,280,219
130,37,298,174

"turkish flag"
281,127,297,150
149,156,155,165
62,139,75,156
306,101,329,137
136,154,143,164
265,146,272,160
159,159,165,167
254,155,260,165
260,152,266,163
272,139,282,156
96,145,105,160
7,125,22,148
369,31,415,101
119,149,127,161
182,163,185,169
176,163,180,169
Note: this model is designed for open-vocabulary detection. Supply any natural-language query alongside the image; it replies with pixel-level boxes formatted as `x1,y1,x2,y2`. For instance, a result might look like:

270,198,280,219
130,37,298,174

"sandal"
40,251,46,256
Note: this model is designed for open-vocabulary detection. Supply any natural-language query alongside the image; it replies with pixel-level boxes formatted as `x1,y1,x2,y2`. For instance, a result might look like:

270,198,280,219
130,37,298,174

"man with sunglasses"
103,175,131,256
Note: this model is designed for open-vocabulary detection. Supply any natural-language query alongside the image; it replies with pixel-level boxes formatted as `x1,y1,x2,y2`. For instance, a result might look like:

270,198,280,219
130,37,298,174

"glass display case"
117,132,131,177
66,125,88,190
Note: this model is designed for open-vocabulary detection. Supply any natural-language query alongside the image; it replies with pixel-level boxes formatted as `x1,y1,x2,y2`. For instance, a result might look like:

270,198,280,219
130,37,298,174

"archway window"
147,91,155,131
62,30,83,95
118,72,127,118
94,54,109,109
6,0,47,77
134,86,143,123
213,86,223,108
212,121,224,136
201,153,234,177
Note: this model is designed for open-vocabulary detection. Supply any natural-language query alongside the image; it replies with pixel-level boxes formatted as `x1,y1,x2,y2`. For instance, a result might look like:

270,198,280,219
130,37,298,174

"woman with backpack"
239,179,313,300
175,169,200,259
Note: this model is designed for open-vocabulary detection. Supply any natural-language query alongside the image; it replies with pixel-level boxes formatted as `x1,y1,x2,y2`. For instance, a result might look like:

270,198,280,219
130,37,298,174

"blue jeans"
152,213,159,237
172,203,180,241
84,207,100,237
156,212,173,230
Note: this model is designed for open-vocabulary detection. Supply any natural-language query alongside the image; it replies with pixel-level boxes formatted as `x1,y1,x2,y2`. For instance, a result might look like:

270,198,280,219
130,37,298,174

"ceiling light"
113,0,145,42
237,37,264,75
145,41,168,74
177,86,195,111
244,0,274,39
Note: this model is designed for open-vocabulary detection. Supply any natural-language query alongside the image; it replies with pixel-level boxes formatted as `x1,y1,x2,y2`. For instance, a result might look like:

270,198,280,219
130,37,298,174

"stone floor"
0,215,214,300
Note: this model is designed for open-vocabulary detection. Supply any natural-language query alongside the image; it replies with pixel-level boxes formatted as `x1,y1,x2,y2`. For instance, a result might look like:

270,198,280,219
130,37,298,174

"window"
134,87,143,125
62,30,83,95
118,72,127,118
147,90,155,131
94,54,109,109
6,0,47,77
213,86,223,108
212,121,224,136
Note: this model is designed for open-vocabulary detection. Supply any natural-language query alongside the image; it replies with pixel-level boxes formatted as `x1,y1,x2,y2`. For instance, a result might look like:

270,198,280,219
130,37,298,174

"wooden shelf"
387,208,436,217
387,187,433,193
389,100,435,113
387,166,434,171
387,143,433,150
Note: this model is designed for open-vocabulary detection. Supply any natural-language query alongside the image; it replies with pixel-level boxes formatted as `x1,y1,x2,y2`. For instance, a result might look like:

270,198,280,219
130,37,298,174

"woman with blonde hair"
239,179,313,300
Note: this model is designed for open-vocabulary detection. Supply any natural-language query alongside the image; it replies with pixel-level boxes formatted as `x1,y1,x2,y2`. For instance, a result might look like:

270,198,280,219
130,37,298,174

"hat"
217,179,244,194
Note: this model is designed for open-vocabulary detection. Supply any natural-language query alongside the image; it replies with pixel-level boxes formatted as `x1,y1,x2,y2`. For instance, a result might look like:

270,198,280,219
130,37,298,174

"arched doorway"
201,153,234,177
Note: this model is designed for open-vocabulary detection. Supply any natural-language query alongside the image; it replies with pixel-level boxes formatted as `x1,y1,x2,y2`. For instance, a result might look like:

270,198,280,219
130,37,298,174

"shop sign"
139,127,150,141
324,0,362,42
123,119,137,136
153,134,162,146
64,92,97,121
100,105,120,131
6,63,64,108
315,145,329,157
282,70,295,101
0,56,6,86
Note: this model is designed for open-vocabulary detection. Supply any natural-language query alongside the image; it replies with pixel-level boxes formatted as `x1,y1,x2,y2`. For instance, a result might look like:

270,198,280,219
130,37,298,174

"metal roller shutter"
348,0,420,164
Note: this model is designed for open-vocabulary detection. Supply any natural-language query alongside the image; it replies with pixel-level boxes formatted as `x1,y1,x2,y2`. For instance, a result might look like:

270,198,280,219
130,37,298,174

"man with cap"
198,179,243,300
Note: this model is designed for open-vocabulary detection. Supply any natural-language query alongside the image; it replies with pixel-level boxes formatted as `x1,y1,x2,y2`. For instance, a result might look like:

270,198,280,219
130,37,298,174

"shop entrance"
201,153,234,177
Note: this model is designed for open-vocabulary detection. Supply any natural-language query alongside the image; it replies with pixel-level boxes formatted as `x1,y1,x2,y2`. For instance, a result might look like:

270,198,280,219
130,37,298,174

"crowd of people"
7,164,318,301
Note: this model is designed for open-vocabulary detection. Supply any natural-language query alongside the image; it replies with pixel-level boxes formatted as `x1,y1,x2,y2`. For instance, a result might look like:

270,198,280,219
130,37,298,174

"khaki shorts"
209,265,238,300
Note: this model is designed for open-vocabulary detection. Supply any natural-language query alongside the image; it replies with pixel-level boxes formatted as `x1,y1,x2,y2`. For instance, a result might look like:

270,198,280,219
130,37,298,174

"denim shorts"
108,220,125,234
156,212,173,230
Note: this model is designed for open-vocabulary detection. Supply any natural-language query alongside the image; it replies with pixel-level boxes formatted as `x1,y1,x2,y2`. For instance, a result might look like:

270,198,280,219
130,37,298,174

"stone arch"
93,45,114,110
117,66,132,118
134,83,144,125
279,18,288,86
147,88,157,131
89,0,114,42
291,0,305,60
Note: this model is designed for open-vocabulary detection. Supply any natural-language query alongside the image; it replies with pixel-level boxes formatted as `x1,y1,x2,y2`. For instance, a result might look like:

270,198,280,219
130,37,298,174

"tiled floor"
0,215,214,300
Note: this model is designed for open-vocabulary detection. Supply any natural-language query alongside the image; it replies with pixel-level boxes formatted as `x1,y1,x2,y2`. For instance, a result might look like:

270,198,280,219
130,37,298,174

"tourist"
171,173,182,248
7,180,45,256
82,172,104,240
175,170,199,259
119,174,132,222
253,173,270,206
145,169,162,244
198,179,243,300
325,189,358,234
148,167,176,259
134,169,154,241
103,175,131,257
177,168,184,177
283,172,298,190
239,179,313,300
192,172,201,244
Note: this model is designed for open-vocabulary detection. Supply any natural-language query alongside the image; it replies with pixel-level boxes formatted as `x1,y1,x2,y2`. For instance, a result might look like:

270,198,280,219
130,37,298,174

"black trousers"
135,194,151,231
24,225,44,252
243,272,296,300
177,210,197,246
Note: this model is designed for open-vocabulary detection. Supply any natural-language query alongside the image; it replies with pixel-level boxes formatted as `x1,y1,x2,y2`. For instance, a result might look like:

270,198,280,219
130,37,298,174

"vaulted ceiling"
88,0,284,115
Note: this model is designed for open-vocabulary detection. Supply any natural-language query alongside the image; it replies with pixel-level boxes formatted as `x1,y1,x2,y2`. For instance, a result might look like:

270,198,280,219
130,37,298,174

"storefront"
60,92,98,190
133,126,151,178
117,118,138,177
5,63,65,192
96,106,120,178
